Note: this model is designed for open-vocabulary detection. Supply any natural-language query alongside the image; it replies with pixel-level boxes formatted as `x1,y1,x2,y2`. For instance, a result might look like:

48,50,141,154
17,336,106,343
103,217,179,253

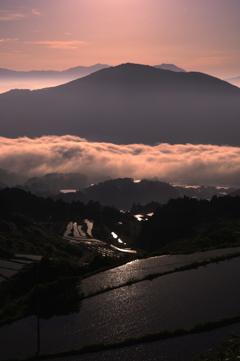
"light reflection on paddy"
1,256,240,359
81,247,240,295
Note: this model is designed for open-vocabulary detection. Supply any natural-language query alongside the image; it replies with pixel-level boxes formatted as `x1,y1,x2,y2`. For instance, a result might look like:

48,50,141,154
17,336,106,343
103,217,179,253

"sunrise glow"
1,0,240,79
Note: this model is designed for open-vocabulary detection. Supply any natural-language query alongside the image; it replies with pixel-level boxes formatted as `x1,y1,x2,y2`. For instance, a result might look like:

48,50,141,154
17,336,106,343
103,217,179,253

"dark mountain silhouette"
1,169,234,207
22,172,88,195
0,63,184,94
51,178,179,210
136,195,240,252
0,168,25,186
0,62,184,81
175,185,236,200
154,63,186,72
1,63,240,145
0,180,7,189
0,187,140,260
229,189,240,196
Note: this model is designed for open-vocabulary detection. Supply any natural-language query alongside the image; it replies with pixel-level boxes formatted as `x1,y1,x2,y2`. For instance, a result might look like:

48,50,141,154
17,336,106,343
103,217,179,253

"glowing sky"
1,0,240,78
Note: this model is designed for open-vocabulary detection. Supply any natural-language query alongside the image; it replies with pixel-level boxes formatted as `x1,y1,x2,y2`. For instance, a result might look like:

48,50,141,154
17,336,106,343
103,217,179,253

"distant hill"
175,185,236,199
83,178,179,209
154,63,186,72
0,62,185,79
0,63,185,93
229,188,240,196
0,64,110,80
1,63,240,145
51,178,179,210
0,64,110,93
22,172,88,195
225,76,240,88
1,171,235,208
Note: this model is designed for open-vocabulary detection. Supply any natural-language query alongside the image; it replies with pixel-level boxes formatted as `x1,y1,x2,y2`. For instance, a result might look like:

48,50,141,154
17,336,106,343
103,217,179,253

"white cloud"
0,136,240,187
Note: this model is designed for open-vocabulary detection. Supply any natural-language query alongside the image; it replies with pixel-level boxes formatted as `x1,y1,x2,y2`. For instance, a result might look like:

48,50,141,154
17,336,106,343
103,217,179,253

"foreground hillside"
1,187,240,258
136,195,240,253
0,187,140,258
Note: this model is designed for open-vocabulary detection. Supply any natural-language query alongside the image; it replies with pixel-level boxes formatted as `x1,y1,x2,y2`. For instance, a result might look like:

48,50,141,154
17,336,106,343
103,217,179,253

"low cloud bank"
1,135,240,187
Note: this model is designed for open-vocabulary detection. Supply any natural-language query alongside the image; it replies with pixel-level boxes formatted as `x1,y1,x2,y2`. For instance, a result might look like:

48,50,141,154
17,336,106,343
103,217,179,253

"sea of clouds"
1,135,240,187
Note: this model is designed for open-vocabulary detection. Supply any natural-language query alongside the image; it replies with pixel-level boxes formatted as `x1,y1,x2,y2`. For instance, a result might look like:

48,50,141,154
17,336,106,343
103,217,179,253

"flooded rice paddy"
0,250,240,359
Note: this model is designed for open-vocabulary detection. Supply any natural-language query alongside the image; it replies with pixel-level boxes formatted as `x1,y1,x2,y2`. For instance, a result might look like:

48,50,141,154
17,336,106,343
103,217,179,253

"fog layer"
1,135,240,187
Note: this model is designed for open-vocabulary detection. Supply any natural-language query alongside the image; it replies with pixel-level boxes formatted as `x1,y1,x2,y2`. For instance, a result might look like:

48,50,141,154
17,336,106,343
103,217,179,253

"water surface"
0,256,240,358
47,322,240,361
81,247,240,295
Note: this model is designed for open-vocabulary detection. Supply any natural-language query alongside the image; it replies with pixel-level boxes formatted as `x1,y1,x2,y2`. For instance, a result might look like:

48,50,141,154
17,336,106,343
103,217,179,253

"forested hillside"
0,188,140,258
136,195,240,253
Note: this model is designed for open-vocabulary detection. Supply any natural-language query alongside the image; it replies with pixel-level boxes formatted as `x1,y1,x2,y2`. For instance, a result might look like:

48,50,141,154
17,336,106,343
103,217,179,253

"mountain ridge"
0,64,111,94
0,62,186,94
154,63,186,72
0,63,110,78
1,63,240,145
225,75,240,88
0,62,186,77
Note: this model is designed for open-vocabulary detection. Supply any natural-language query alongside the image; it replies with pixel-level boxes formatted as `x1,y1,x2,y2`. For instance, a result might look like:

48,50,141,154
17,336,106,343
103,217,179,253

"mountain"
0,62,185,79
1,170,235,207
225,76,240,88
0,63,184,93
229,188,240,196
0,64,110,93
154,63,186,72
50,178,179,210
0,64,110,80
1,63,240,145
83,178,179,210
23,172,88,195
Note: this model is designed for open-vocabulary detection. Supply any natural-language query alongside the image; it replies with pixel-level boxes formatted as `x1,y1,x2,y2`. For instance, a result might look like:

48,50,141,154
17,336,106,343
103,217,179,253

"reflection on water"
0,257,38,279
63,222,73,237
81,247,240,295
0,255,240,358
0,268,16,278
63,221,136,256
48,322,240,361
83,219,93,237
0,260,23,272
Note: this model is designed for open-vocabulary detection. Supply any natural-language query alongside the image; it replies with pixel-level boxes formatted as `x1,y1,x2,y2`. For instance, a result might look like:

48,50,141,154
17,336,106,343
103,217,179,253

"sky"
1,0,240,78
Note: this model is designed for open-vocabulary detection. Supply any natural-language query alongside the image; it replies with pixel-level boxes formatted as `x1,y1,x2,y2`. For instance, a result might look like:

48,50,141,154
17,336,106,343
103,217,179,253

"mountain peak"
1,62,240,146
154,63,186,72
